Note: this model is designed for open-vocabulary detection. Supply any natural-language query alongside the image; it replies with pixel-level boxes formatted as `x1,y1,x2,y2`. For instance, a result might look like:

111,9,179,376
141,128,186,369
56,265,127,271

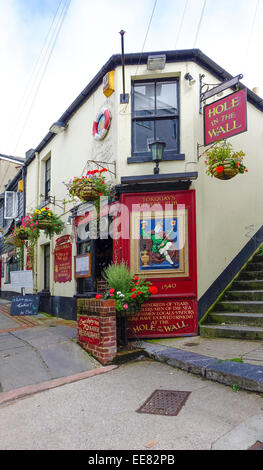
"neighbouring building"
1,48,263,339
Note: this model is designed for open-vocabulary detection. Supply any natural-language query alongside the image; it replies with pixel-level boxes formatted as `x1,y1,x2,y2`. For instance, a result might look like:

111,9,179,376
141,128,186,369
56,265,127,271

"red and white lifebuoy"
92,107,111,141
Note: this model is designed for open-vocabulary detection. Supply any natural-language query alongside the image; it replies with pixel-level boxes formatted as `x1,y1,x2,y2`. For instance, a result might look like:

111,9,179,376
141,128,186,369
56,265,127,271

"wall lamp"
49,121,68,134
147,54,166,71
149,139,166,175
184,73,196,86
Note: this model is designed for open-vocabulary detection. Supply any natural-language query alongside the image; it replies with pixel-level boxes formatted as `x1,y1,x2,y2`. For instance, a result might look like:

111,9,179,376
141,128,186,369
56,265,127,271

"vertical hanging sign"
204,88,247,145
54,236,72,283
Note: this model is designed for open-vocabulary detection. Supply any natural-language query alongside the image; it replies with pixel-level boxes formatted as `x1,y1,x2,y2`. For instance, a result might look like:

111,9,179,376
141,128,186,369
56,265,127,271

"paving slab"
0,347,53,391
0,314,21,330
0,333,29,352
39,341,95,377
11,326,77,349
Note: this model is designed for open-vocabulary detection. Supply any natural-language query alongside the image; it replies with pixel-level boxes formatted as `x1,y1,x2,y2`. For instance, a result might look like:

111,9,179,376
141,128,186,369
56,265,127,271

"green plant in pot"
65,168,111,204
204,140,248,180
99,262,158,346
29,207,65,239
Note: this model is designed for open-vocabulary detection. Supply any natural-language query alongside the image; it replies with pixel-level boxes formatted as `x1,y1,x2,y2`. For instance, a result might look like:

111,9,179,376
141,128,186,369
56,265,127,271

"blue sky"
0,0,262,157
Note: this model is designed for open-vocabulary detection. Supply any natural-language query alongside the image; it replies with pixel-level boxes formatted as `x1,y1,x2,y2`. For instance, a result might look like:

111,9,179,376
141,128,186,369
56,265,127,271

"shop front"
75,188,198,340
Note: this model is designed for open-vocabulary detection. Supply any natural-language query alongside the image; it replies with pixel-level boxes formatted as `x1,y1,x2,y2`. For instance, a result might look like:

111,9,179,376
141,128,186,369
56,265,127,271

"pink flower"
123,304,128,309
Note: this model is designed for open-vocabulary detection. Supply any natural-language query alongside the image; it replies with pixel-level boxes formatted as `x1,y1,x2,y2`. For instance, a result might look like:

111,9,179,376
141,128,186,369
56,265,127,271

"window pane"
156,82,178,116
44,244,50,290
134,83,155,117
155,119,178,151
133,120,154,153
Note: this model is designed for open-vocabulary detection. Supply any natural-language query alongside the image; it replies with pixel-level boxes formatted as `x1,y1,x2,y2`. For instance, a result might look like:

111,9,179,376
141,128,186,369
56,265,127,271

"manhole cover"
136,390,191,416
248,441,263,450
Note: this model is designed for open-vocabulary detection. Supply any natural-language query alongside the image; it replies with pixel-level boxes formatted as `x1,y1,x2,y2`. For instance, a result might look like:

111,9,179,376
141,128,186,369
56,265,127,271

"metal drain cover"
136,389,191,416
248,441,263,450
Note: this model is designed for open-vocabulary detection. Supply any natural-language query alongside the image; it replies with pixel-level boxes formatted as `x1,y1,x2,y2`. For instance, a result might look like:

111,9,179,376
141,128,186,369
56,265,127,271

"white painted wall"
3,57,261,308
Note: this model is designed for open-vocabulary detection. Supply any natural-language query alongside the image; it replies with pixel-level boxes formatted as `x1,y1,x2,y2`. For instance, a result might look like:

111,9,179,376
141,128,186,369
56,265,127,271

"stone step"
224,290,263,301
200,324,263,340
208,312,263,327
244,262,263,271
214,301,263,313
231,280,263,290
238,271,263,280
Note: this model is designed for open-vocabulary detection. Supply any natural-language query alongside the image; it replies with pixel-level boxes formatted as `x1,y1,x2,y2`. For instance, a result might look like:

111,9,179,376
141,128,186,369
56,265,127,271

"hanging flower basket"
211,158,240,180
36,220,54,230
4,226,29,248
204,141,248,180
65,168,111,203
15,226,29,240
73,181,99,201
25,207,65,239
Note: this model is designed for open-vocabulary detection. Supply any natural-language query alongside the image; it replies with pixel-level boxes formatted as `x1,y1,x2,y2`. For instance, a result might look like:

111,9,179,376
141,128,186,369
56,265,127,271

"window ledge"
127,153,185,164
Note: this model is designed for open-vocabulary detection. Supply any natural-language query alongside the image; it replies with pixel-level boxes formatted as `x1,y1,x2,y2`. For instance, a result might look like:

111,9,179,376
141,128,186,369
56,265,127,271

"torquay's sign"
204,88,247,145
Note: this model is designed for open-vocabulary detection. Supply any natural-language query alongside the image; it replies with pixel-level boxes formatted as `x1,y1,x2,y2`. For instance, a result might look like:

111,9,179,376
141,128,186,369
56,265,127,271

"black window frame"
131,77,180,160
44,157,51,201
44,243,50,291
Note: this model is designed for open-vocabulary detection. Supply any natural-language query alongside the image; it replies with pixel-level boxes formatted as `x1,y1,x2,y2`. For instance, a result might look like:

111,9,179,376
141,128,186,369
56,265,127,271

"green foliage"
103,262,134,294
101,262,158,315
65,168,111,202
204,140,247,177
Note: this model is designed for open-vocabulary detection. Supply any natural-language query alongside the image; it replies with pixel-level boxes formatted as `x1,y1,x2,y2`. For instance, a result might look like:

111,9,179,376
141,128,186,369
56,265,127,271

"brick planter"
77,298,117,365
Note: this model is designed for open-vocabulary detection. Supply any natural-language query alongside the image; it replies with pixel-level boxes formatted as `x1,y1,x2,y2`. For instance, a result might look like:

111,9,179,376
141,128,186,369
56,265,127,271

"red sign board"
78,316,101,345
128,299,198,339
54,242,72,283
114,190,198,338
204,89,247,145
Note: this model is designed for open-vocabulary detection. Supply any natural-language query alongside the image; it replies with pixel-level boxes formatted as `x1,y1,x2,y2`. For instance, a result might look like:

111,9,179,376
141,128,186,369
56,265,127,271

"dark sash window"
132,79,179,158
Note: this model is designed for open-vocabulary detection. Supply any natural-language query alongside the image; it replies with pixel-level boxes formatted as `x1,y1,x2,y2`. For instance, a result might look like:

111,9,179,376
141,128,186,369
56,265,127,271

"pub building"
1,48,263,342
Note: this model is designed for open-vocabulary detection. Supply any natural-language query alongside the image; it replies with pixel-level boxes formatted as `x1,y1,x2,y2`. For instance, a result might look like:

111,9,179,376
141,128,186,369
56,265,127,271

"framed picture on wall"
130,209,189,279
74,253,91,278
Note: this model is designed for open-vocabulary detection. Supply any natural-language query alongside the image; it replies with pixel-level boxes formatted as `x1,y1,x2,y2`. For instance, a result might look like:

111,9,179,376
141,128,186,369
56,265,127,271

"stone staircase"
200,250,263,340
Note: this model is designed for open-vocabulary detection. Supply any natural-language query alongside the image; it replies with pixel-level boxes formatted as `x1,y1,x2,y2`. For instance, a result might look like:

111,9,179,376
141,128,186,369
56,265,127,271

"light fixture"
147,54,166,71
184,73,196,86
149,139,166,175
49,121,67,134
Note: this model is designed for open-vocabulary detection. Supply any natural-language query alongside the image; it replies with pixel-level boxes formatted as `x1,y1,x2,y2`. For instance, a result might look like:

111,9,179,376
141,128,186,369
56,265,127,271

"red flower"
130,294,137,299
134,276,139,281
95,294,102,299
216,166,224,173
109,288,115,294
131,288,136,292
99,193,103,196
149,286,158,295
245,169,248,172
136,291,142,296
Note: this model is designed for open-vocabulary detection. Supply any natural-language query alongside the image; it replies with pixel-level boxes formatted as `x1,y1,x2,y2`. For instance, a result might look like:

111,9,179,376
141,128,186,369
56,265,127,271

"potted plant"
204,141,248,180
28,207,65,239
99,262,158,346
65,168,111,203
4,230,25,248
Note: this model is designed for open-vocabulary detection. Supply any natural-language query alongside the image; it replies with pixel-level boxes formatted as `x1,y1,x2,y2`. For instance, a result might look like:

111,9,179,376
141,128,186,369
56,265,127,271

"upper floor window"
45,157,51,201
132,78,179,158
